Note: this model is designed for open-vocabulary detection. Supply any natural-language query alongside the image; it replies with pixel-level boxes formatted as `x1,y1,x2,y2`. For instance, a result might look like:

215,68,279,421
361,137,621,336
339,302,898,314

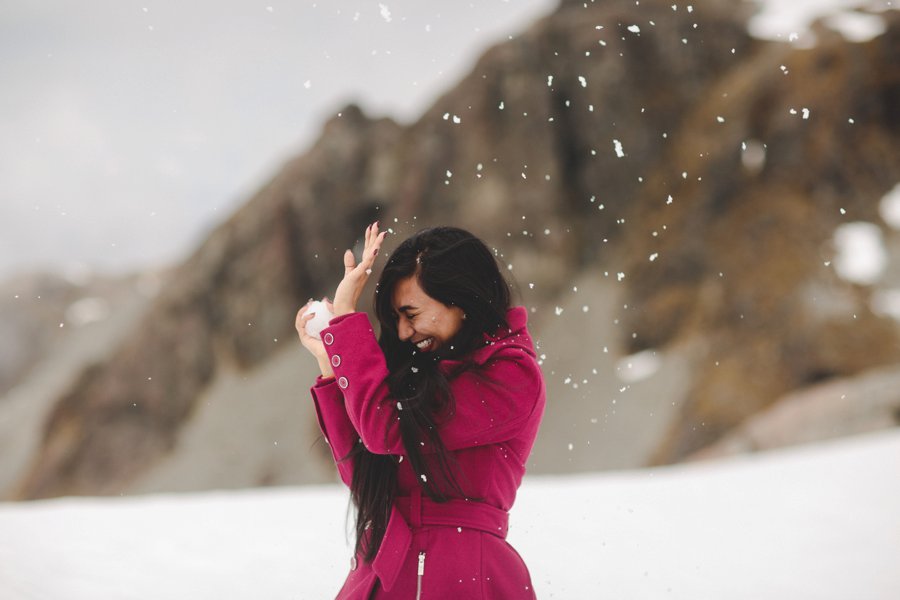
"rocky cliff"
10,0,900,498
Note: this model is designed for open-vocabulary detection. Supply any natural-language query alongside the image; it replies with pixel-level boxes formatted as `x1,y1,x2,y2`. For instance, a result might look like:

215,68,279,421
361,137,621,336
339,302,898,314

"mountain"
0,270,162,496
6,0,900,499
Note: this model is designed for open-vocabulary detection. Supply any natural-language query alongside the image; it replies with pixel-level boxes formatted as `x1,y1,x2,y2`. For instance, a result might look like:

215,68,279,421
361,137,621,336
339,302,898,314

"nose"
397,319,414,341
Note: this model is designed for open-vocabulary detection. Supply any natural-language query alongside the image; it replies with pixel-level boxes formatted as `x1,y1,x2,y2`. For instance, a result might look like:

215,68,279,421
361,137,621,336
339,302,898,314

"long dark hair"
347,226,511,562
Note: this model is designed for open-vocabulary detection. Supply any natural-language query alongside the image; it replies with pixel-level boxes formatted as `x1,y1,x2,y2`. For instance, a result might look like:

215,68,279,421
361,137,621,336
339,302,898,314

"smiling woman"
295,226,546,599
391,276,466,353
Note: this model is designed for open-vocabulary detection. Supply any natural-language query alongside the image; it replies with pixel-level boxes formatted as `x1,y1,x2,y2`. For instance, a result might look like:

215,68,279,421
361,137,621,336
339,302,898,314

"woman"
295,224,545,599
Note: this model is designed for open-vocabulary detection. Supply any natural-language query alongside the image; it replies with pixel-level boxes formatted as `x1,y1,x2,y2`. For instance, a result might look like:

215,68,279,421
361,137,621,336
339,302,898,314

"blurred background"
1,0,899,503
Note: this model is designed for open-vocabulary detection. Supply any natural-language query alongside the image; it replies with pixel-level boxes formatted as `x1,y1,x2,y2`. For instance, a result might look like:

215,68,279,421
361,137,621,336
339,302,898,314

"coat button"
350,556,357,571
331,354,341,367
323,332,334,345
338,376,349,389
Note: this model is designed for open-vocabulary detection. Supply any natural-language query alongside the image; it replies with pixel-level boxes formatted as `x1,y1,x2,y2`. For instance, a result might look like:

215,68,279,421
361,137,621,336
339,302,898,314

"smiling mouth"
415,337,434,350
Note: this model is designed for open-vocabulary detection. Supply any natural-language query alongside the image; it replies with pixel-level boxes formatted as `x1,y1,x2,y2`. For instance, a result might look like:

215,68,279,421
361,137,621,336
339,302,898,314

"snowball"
305,300,334,340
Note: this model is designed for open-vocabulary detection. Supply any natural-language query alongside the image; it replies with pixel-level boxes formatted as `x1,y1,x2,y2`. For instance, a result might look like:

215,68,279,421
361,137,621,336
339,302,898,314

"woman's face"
391,276,465,352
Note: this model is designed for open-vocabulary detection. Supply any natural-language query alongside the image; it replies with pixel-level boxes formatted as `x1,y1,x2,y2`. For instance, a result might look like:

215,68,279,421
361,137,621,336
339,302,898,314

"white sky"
0,0,894,282
0,0,556,280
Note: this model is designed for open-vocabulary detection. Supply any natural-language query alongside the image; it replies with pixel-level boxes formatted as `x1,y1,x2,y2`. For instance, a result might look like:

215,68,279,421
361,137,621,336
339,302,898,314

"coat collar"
484,306,528,342
436,307,534,373
469,306,535,365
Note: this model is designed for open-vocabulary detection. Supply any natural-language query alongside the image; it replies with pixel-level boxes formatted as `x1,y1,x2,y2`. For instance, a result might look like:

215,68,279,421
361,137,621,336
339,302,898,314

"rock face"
0,271,158,497
687,365,900,459
9,0,900,498
0,271,146,398
623,9,900,462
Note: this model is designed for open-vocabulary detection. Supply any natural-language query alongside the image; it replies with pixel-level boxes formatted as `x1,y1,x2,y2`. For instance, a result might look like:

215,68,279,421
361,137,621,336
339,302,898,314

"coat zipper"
416,551,426,599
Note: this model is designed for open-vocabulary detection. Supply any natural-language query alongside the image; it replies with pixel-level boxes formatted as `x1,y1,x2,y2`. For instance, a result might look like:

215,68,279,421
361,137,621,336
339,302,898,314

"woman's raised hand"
332,222,387,317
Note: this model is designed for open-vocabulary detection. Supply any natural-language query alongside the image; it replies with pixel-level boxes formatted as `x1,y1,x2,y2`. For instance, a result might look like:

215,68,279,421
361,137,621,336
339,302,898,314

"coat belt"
371,488,509,592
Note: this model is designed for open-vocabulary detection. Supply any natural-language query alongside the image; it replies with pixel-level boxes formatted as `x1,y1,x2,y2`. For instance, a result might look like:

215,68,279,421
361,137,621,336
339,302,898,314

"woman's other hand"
332,221,387,317
295,301,334,378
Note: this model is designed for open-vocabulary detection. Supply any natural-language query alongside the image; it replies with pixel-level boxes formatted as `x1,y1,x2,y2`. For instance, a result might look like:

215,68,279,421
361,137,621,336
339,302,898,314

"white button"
323,333,334,345
350,556,357,571
331,354,341,367
338,376,349,389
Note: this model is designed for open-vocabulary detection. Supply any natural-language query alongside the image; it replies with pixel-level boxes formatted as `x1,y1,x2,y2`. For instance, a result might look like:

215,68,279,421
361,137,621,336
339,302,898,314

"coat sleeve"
319,312,544,455
310,375,358,486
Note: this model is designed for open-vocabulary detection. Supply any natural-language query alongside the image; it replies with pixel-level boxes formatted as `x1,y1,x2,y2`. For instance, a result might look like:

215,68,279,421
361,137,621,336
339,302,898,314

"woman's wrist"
317,357,334,378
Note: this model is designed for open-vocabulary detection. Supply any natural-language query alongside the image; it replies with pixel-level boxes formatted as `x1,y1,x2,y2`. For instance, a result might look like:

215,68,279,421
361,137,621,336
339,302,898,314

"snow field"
0,429,898,599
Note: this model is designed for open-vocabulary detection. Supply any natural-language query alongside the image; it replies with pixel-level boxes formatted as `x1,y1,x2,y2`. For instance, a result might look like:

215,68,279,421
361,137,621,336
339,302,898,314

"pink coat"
310,307,546,599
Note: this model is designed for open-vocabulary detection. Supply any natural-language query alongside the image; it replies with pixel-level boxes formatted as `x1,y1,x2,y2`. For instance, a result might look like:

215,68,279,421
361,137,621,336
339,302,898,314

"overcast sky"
0,0,556,281
0,0,888,282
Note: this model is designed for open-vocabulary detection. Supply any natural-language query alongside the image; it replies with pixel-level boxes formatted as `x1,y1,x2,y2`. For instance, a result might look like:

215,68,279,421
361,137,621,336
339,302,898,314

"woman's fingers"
344,221,376,275
295,306,311,342
296,306,326,353
362,230,386,269
295,302,310,326
331,223,387,316
343,249,356,274
296,302,313,325
346,222,384,276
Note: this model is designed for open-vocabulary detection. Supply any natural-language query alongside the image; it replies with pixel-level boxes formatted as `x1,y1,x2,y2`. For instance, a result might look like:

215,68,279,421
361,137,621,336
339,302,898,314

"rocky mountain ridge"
6,0,900,499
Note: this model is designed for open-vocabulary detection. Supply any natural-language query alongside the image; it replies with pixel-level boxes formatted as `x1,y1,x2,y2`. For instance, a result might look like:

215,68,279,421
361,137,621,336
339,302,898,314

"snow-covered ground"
1,429,898,599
